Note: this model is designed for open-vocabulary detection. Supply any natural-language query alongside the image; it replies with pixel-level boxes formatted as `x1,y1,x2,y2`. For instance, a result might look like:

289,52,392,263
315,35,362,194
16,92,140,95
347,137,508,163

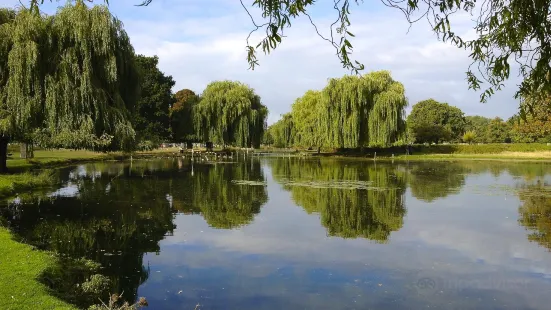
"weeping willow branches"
269,70,407,149
193,80,268,148
0,3,139,153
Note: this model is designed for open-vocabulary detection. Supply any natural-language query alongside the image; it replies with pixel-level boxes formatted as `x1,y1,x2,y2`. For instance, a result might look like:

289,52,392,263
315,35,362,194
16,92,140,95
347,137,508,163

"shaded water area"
2,157,551,309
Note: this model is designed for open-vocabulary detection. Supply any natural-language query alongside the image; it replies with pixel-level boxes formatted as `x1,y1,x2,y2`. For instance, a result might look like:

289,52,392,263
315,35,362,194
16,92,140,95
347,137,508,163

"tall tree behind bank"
267,113,295,148
321,71,407,148
291,90,323,150
0,3,139,172
134,55,175,146
511,94,551,143
194,81,268,148
170,89,199,144
407,99,466,144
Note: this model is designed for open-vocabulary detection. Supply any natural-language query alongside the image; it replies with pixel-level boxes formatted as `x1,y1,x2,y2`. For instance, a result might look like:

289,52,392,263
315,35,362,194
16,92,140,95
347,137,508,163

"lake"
2,157,551,309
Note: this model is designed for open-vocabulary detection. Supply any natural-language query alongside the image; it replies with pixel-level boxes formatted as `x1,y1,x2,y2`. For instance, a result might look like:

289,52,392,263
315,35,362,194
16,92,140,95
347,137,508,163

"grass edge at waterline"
0,227,76,310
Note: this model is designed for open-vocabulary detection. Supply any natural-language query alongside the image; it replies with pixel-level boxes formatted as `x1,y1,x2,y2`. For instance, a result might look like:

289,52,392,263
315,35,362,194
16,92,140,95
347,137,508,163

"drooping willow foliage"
291,90,323,148
266,113,295,148
269,158,407,243
193,81,268,148
321,70,407,148
0,2,139,153
266,71,407,149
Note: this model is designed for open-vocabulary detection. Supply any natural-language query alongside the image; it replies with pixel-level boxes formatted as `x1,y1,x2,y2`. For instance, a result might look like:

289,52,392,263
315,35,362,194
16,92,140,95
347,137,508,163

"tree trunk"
20,143,27,159
317,146,321,154
0,136,8,173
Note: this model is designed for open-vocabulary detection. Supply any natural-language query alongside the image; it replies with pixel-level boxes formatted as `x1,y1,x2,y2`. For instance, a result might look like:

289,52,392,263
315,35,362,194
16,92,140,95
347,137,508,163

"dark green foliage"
486,117,511,143
465,116,492,143
134,55,175,144
407,99,466,143
170,89,199,143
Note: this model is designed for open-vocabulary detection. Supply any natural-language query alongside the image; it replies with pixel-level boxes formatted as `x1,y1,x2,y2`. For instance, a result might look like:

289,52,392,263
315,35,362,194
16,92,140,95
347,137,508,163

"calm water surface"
2,157,551,309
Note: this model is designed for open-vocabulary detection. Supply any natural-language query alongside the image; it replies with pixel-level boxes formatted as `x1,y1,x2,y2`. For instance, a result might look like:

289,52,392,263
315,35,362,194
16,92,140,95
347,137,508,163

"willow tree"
267,113,295,148
320,70,407,148
0,2,139,172
291,90,323,151
194,80,268,148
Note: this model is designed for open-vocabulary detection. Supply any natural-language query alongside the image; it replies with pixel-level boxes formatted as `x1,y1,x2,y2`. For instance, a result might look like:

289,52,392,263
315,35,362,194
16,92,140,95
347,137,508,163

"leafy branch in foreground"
239,0,365,74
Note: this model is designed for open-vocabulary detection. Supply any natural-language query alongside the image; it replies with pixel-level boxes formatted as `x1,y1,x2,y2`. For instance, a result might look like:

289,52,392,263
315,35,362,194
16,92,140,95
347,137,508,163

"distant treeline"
265,93,551,149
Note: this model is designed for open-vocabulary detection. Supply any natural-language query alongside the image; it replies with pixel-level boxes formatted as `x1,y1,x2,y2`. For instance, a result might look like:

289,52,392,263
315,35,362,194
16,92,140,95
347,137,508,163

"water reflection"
171,160,268,229
2,158,551,309
407,162,468,202
1,162,178,307
518,181,551,251
269,158,406,243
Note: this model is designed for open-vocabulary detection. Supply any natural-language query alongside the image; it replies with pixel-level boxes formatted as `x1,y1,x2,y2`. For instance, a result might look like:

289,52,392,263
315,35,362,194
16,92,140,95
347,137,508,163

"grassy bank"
0,228,75,310
0,148,124,200
289,143,551,161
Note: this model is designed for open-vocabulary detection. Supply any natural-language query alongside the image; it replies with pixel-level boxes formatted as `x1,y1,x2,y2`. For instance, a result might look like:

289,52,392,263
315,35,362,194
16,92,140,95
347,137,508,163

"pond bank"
0,228,75,310
261,143,551,162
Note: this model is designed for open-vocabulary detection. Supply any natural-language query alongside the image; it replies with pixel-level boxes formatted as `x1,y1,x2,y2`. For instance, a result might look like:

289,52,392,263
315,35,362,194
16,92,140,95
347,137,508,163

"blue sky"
1,0,523,125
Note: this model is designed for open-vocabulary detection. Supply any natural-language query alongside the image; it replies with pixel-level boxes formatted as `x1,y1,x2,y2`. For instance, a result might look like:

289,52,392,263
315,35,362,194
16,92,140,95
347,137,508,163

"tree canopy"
267,113,295,148
510,94,551,143
407,99,466,144
0,2,139,171
267,70,407,149
133,54,175,145
194,80,268,148
170,89,200,143
321,71,407,148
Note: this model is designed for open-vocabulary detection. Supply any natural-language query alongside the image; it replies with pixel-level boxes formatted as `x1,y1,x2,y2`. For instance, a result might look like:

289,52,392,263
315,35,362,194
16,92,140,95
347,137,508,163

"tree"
267,113,295,148
320,71,408,148
511,94,551,143
194,80,268,148
0,3,139,172
465,116,492,143
134,55,175,144
407,99,466,144
170,89,200,144
486,117,511,143
291,90,323,150
463,131,476,144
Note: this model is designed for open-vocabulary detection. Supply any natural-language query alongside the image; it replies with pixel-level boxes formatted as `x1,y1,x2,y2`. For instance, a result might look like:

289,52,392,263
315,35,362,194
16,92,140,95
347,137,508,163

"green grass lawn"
7,149,111,171
0,228,75,310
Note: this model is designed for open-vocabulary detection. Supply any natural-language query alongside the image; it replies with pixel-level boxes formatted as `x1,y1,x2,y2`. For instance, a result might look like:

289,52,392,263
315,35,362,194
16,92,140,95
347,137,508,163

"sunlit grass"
0,228,75,310
0,170,55,198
